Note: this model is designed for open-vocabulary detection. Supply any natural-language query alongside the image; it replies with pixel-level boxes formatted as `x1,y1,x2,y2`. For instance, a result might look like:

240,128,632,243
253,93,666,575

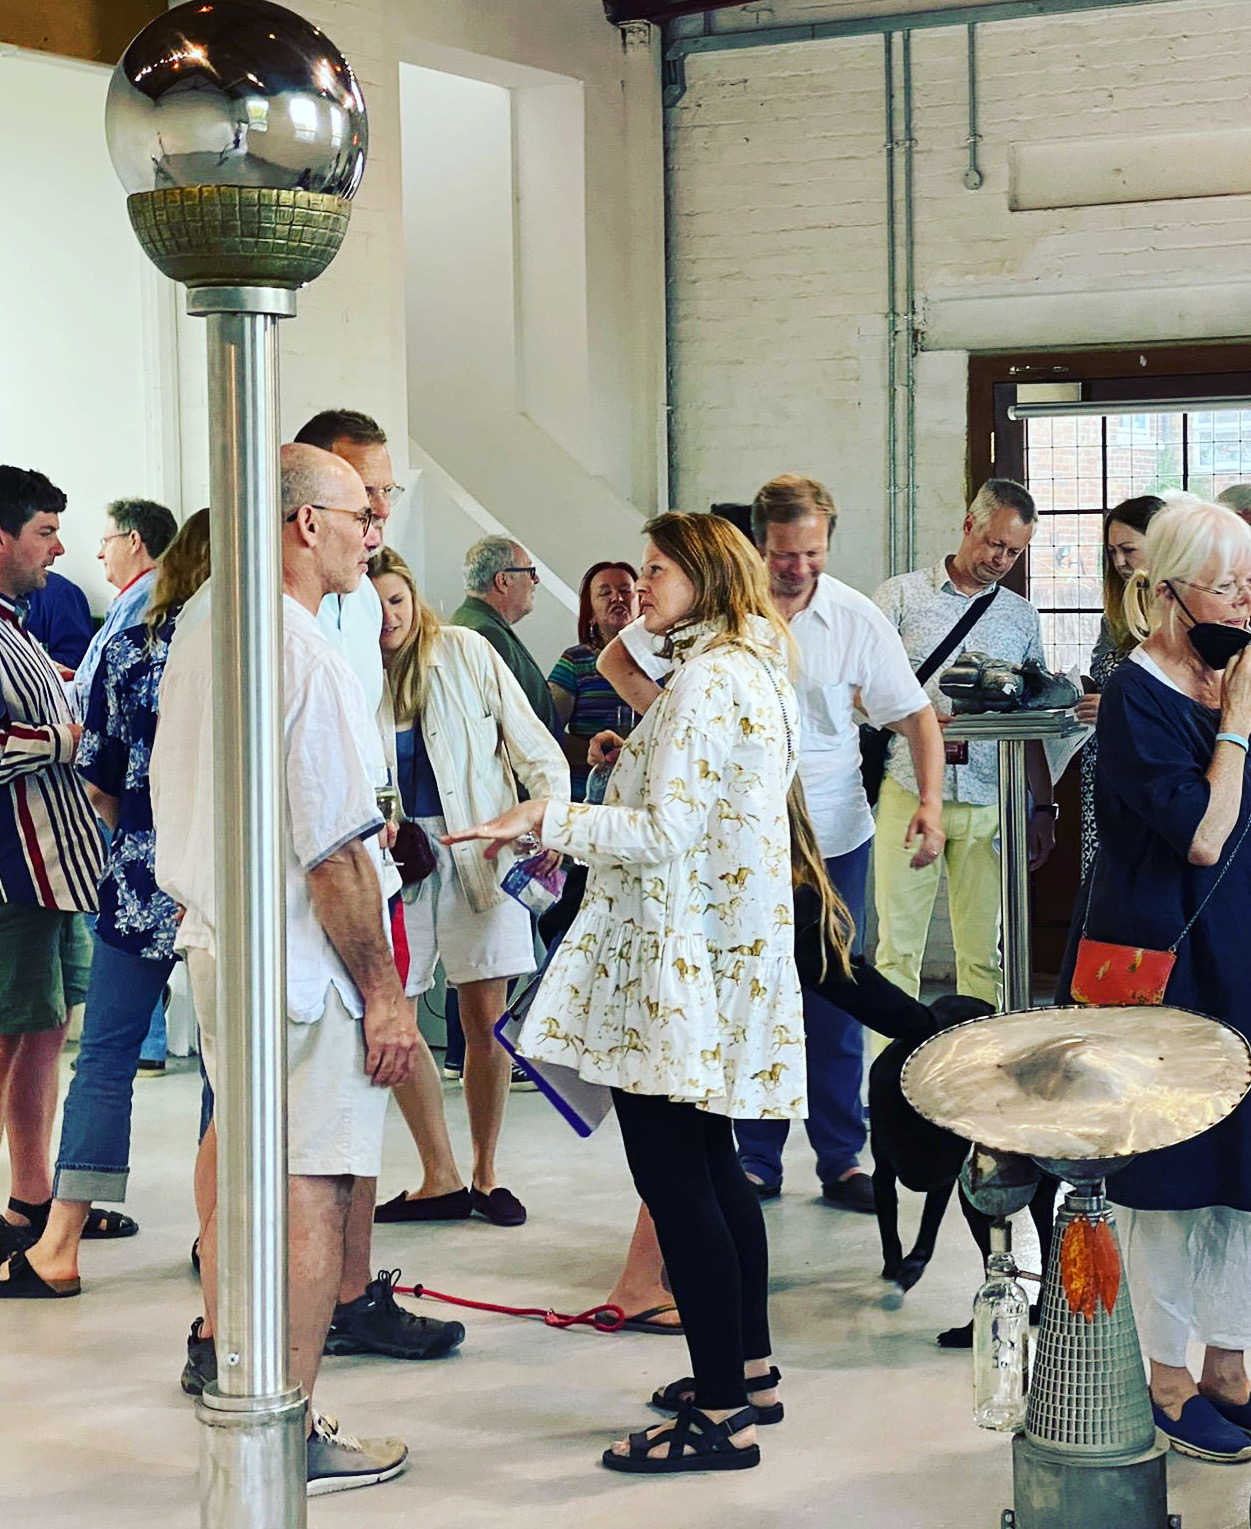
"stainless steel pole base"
197,1385,307,1529
1005,1430,1174,1529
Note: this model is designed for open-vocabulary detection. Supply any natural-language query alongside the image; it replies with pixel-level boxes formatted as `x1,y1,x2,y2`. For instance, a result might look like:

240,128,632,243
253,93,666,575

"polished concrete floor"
2,1057,1247,1529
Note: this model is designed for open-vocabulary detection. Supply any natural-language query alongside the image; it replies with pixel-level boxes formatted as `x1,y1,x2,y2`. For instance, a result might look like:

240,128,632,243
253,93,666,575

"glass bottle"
973,1219,1030,1432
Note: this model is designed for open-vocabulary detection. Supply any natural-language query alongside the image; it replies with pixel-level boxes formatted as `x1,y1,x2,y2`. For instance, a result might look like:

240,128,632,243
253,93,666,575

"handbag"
392,818,436,887
859,585,1000,806
1072,810,1251,1005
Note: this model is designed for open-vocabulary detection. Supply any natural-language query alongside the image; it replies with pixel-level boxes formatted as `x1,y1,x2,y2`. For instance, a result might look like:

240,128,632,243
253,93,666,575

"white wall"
666,0,1251,597
0,49,174,613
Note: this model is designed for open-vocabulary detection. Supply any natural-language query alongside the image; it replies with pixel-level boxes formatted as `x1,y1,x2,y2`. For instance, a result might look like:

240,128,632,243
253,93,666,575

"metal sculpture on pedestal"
903,1003,1251,1529
105,5,367,1525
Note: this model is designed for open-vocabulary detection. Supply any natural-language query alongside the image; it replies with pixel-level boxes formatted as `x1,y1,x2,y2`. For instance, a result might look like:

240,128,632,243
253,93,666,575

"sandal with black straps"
601,1401,760,1474
651,1365,783,1424
7,1196,137,1243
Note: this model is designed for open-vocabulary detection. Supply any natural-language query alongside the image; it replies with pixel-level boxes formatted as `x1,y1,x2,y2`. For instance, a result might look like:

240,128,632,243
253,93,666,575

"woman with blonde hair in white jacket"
370,549,568,1228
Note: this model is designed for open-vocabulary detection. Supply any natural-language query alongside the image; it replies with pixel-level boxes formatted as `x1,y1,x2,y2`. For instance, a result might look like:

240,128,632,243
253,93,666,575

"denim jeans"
735,837,871,1188
55,935,176,1202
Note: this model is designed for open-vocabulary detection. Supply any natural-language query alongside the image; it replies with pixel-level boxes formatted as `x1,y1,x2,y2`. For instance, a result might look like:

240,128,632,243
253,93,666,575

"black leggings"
612,1088,771,1410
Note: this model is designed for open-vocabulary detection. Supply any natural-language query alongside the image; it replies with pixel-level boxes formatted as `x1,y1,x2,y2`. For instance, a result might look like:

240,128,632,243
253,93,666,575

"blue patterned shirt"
78,618,179,958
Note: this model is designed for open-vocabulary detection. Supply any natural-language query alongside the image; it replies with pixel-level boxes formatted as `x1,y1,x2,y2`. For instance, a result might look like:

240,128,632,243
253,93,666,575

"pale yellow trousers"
872,775,1003,1007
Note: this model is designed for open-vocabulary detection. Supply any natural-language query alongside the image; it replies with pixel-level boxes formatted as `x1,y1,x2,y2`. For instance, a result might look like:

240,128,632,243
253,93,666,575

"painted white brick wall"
667,0,1251,978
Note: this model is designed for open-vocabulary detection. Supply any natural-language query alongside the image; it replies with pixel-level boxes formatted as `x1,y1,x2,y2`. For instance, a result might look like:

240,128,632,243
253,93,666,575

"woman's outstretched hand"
441,798,549,861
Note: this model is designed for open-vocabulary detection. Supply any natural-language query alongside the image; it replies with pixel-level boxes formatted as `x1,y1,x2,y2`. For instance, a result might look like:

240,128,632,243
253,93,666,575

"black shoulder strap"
915,585,1000,687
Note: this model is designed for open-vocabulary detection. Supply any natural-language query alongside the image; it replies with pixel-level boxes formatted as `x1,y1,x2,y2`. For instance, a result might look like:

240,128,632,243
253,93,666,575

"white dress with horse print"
520,617,806,1120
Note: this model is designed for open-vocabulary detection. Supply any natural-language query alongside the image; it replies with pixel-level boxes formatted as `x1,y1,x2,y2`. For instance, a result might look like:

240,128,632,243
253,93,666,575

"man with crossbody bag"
871,480,1056,1006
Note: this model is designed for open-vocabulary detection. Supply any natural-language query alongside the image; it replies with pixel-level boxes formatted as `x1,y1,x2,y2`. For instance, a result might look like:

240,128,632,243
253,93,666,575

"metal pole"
187,284,305,1529
997,737,1032,1013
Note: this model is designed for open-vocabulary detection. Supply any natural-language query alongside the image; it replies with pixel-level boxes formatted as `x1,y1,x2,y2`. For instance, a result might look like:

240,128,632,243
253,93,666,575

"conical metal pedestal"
1004,1186,1175,1529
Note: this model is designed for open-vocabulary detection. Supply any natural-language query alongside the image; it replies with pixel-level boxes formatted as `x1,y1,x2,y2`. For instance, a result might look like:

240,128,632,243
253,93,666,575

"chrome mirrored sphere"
105,0,367,199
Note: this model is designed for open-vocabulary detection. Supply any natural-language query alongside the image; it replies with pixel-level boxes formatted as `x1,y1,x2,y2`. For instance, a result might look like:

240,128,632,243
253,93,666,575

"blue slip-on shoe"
1153,1397,1251,1462
1206,1393,1251,1437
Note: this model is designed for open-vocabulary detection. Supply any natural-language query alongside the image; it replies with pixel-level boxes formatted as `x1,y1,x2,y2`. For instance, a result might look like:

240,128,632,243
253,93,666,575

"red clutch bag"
1070,938,1175,1007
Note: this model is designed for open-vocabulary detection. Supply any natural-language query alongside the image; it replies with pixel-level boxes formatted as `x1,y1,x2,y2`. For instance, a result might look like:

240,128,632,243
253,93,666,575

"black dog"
870,994,1057,1338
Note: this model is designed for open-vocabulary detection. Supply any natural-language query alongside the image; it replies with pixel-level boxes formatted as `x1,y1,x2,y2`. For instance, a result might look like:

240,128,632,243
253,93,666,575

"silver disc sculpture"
904,1004,1251,1529
105,6,367,1526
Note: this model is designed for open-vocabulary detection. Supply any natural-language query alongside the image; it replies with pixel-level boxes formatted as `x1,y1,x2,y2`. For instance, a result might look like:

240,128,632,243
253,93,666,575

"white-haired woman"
1059,493,1251,1463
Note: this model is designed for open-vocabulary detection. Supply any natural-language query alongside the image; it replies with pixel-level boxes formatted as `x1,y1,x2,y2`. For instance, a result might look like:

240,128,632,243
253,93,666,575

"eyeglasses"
1177,577,1251,601
364,484,403,507
99,531,131,551
503,566,539,582
285,503,377,533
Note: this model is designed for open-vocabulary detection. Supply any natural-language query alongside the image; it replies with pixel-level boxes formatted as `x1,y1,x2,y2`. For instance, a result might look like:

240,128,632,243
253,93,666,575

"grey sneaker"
306,1410,408,1496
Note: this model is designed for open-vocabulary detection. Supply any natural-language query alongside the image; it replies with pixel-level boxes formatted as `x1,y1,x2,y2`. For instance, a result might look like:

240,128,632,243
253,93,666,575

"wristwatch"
1033,803,1059,818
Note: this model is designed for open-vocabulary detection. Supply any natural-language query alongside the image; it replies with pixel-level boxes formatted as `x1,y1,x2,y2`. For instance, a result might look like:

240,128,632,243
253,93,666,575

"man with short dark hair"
452,535,561,736
71,496,178,718
872,478,1055,1006
1217,484,1251,524
0,467,104,1264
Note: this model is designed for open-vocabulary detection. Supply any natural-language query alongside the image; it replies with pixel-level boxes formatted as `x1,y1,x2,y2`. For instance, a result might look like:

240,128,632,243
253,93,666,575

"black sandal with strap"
601,1402,760,1474
80,1208,138,1241
651,1365,783,1424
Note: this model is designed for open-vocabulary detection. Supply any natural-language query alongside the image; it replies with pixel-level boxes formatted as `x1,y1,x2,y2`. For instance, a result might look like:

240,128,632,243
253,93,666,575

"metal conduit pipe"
902,29,917,575
884,33,899,577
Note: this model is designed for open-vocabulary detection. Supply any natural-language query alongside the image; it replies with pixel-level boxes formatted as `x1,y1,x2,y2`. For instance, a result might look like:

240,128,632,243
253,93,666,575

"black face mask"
1167,582,1251,671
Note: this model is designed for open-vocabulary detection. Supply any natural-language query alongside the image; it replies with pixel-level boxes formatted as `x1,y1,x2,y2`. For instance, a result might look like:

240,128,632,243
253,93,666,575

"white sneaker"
306,1410,408,1496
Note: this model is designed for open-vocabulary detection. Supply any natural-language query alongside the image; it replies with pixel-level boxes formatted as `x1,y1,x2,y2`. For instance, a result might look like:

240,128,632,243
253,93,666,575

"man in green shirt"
451,535,563,738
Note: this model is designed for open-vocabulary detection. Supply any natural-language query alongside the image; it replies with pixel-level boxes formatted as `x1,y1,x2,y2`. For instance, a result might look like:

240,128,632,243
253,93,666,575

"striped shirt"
0,595,103,910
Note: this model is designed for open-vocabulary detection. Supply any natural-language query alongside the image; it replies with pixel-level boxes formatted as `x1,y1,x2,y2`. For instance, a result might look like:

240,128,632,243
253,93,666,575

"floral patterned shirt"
78,619,180,959
520,618,807,1120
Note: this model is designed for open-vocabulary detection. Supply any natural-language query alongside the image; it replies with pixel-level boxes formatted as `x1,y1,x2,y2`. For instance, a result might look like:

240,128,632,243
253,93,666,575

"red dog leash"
394,1279,626,1333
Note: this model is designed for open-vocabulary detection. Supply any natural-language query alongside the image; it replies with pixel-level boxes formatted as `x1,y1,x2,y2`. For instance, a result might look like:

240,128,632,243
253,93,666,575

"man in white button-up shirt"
735,477,945,1211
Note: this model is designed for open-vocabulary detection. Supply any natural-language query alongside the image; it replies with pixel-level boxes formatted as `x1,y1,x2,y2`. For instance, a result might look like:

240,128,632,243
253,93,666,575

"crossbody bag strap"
747,648,794,771
1083,800,1251,950
914,584,1000,688
1170,807,1251,952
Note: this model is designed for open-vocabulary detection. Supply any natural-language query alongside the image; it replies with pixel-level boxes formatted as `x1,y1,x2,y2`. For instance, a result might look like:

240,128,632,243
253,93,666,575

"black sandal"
80,1208,138,1241
601,1402,760,1474
7,1196,50,1240
651,1365,783,1424
0,1249,80,1299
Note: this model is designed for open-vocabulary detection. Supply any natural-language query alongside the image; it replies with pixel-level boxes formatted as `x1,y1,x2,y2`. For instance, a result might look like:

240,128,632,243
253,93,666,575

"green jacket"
449,597,563,738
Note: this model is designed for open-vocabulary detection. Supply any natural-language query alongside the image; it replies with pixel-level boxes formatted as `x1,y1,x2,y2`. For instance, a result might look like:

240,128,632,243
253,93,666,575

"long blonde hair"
369,546,442,722
144,507,210,639
643,511,797,671
788,778,853,980
1123,493,1251,643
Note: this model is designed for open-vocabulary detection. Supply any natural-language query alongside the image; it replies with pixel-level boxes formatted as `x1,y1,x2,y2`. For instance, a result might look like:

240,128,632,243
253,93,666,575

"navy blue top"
1057,659,1251,1211
396,720,442,819
77,618,181,959
23,571,95,669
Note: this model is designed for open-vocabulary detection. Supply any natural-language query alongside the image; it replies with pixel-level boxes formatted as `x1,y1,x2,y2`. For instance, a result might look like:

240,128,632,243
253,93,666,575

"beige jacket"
417,626,569,913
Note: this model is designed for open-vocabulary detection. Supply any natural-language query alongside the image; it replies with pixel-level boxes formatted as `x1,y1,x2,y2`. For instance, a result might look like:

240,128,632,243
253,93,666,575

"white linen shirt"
152,594,386,1024
789,574,929,858
873,561,1045,807
419,626,570,913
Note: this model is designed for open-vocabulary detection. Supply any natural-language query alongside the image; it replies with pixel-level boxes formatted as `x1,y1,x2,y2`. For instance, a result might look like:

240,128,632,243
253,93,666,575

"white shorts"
402,814,536,997
187,948,388,1178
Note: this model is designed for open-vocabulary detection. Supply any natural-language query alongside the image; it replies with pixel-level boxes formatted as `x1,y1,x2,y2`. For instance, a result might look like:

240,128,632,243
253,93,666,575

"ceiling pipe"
603,0,748,23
